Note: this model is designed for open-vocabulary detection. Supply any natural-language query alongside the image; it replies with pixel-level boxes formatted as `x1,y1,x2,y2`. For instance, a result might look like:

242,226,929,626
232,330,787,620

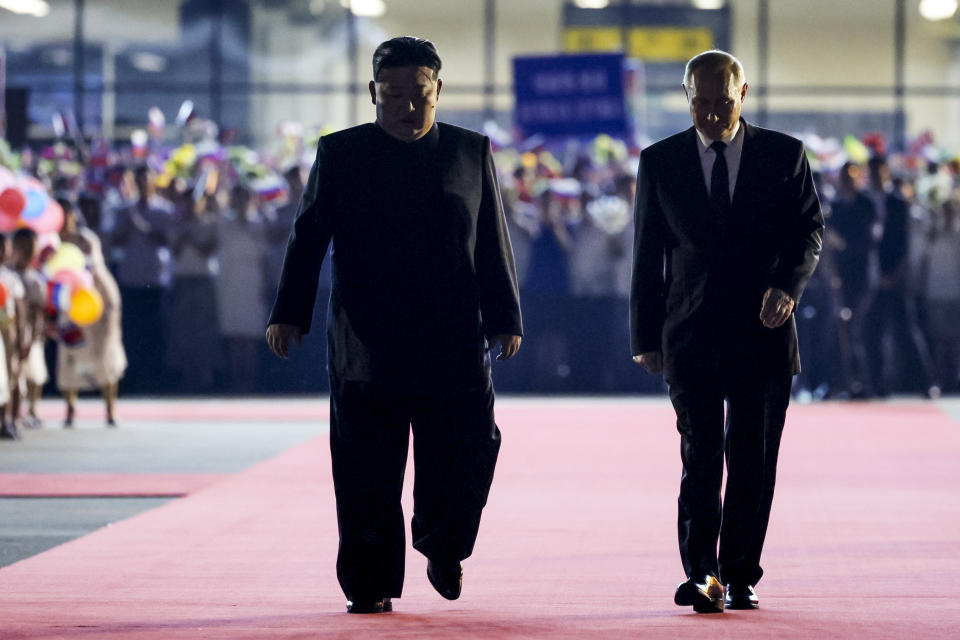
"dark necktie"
710,140,730,214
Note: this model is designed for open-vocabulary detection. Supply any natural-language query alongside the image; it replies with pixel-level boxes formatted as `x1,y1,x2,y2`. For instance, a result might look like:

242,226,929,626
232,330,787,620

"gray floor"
939,396,960,424
0,498,172,567
0,399,323,569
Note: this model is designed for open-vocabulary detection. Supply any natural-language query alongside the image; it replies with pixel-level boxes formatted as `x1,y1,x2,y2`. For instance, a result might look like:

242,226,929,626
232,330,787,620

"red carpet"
0,473,227,497
1,399,959,638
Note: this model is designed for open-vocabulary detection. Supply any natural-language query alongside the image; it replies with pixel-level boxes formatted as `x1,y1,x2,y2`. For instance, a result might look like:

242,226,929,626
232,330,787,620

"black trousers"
329,376,501,602
863,288,936,394
668,372,791,586
119,286,166,394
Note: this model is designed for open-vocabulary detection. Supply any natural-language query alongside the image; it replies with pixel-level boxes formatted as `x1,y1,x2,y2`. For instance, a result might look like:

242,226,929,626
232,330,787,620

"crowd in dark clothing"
791,156,959,398
7,134,960,397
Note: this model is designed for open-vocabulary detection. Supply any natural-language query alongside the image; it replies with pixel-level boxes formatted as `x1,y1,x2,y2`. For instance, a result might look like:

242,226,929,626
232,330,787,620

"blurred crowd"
798,152,960,399
0,121,958,399
493,128,960,397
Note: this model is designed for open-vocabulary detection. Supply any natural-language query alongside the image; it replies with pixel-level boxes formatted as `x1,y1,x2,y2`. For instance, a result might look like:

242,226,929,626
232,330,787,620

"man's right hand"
266,323,302,359
632,351,663,375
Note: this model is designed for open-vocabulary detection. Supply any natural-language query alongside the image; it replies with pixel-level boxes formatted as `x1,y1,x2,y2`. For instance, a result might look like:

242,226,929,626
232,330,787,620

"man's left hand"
489,334,522,360
759,287,795,329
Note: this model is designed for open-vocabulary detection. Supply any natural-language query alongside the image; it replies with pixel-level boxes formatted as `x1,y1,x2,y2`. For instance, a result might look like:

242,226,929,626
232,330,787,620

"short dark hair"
372,37,441,81
12,227,38,248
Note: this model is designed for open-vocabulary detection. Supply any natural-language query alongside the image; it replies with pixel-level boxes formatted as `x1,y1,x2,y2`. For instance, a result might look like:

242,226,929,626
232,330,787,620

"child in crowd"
56,200,127,427
11,228,48,428
0,234,26,440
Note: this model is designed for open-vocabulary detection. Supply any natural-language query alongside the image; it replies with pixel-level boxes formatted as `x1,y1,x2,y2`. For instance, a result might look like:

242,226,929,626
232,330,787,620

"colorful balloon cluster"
0,166,65,234
42,242,103,327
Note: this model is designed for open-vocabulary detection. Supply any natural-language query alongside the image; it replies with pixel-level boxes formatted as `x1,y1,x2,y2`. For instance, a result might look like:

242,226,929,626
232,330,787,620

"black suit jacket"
269,122,522,387
630,120,824,384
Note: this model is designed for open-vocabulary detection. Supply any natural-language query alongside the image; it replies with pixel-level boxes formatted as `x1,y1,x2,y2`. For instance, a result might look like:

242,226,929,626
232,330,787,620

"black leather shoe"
674,574,724,613
345,599,385,614
724,583,759,609
427,559,462,600
382,597,393,612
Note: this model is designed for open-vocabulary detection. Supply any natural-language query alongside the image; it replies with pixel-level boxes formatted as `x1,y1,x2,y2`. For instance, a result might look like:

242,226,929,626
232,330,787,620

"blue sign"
513,53,629,137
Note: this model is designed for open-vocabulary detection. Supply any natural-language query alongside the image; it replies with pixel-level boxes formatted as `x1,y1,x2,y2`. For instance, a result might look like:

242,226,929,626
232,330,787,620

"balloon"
46,281,72,313
0,187,26,217
0,203,20,232
68,287,103,326
23,198,64,234
21,189,47,220
843,135,870,164
0,281,6,308
43,243,87,277
51,268,94,291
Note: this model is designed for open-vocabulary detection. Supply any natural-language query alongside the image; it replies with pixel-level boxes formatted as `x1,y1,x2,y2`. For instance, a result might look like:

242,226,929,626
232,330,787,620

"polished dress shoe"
346,597,391,614
427,559,462,600
674,574,724,613
724,583,759,609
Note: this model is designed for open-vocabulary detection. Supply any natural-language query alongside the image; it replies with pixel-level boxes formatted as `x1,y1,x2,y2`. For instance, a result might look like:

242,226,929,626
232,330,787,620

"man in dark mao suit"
630,50,823,613
266,37,523,614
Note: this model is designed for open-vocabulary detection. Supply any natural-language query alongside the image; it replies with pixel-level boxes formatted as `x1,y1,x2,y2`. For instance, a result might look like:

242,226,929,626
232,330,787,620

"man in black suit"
266,37,522,614
630,50,823,613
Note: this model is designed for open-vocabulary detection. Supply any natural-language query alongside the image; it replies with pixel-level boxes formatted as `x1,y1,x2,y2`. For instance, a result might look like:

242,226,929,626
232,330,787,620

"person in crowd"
10,228,47,429
110,164,173,394
56,199,127,427
921,199,960,392
631,50,823,613
264,165,304,299
568,167,634,390
0,234,23,440
829,161,878,396
166,180,220,392
792,171,841,400
902,177,936,351
216,183,267,393
862,174,939,397
266,37,522,614
866,155,893,220
523,180,573,390
78,192,108,258
500,165,536,289
97,165,136,272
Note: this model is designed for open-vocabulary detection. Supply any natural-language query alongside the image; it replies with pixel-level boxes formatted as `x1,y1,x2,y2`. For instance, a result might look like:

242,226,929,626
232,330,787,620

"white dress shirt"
695,120,744,203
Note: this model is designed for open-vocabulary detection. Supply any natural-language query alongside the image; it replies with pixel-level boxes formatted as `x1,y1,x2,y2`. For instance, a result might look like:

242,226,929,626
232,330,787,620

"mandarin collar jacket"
269,122,522,387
